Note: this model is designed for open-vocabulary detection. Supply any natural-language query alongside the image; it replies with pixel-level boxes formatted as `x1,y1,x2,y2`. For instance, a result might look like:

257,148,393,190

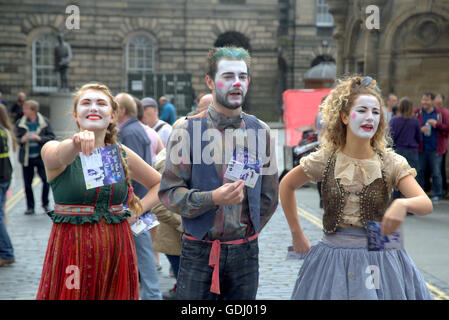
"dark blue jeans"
166,254,180,280
0,181,14,260
176,236,259,300
393,149,419,199
418,150,442,198
22,156,49,210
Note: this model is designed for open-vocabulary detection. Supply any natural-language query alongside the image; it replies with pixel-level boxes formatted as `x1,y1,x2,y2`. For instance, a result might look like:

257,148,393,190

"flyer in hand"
131,213,160,235
224,148,263,188
286,246,307,260
366,221,404,251
80,144,125,189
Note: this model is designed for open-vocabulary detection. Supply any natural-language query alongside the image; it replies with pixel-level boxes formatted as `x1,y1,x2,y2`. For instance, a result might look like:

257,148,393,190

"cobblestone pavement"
0,178,315,300
0,167,176,299
4,178,448,300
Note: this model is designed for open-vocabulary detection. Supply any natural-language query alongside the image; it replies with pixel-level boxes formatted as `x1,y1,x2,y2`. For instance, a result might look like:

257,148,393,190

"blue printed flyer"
130,213,160,236
224,148,263,188
80,144,125,190
366,221,404,251
286,246,307,260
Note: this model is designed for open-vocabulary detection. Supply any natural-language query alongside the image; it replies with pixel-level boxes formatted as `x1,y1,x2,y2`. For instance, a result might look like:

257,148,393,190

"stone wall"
329,0,449,106
0,0,281,121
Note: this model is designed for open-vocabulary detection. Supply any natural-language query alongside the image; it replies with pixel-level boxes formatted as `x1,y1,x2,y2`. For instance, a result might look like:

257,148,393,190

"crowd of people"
0,45,441,300
386,92,449,204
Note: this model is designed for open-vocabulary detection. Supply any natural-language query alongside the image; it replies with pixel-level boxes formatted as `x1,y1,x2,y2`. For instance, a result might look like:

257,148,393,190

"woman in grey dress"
280,76,433,300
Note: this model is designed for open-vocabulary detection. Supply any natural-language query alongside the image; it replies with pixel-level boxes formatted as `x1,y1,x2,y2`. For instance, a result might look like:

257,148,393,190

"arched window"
32,33,58,92
126,34,155,74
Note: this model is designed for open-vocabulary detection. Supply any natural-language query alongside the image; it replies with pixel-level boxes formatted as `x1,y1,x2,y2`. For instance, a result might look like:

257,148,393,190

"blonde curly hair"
319,75,392,152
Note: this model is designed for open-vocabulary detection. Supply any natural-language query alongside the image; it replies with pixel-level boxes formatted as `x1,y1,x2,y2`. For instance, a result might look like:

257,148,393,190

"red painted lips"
87,114,102,120
361,124,374,131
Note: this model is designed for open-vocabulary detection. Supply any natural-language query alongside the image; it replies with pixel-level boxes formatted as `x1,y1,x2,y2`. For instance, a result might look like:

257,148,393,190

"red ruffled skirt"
36,218,139,300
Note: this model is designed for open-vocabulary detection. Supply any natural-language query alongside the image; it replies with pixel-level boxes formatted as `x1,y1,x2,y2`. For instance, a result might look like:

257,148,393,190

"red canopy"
283,88,332,146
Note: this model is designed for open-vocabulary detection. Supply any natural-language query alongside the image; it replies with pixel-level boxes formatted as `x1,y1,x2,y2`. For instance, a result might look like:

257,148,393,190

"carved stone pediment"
393,13,449,53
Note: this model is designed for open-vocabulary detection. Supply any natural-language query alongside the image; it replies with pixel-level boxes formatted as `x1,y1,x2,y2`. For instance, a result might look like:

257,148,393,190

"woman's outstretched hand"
72,130,95,156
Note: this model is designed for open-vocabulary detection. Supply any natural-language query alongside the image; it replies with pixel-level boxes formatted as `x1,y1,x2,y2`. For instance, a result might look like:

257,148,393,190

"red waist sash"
183,233,259,295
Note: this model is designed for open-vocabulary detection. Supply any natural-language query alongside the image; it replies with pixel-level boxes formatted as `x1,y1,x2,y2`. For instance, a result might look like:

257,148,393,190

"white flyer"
131,213,160,235
224,158,262,188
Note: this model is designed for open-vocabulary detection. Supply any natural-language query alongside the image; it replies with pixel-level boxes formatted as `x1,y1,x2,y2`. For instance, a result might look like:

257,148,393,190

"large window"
316,0,334,27
32,33,58,92
126,34,155,74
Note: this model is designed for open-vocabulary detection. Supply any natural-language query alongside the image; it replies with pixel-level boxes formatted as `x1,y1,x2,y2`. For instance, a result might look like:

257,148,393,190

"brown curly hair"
319,75,392,152
73,83,143,215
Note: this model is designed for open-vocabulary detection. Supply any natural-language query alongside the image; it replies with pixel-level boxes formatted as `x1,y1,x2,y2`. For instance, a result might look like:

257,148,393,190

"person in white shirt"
141,97,172,147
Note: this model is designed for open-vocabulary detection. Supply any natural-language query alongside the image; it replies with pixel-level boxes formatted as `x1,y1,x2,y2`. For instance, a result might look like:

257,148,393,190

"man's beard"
216,92,246,110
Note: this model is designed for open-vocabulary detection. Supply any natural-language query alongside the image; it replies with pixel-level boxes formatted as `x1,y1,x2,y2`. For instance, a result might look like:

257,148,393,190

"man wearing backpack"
141,97,172,147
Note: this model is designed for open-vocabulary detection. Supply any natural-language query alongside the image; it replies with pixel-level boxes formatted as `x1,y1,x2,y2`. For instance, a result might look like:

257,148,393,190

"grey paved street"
1,129,449,300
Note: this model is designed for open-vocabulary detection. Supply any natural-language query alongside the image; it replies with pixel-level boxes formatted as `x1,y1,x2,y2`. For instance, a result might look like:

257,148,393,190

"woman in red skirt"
36,83,161,300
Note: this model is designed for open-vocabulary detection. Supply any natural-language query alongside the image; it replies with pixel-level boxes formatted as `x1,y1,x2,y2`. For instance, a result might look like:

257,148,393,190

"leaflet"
286,246,307,260
366,221,404,251
131,213,160,235
80,144,125,190
224,147,263,188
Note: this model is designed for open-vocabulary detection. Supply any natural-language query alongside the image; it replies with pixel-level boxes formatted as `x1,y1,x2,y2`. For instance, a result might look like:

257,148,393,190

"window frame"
316,0,334,27
126,34,155,74
32,33,59,93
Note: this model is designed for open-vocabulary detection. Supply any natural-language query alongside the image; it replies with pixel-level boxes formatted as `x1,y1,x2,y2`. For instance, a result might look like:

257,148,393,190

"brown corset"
321,150,390,234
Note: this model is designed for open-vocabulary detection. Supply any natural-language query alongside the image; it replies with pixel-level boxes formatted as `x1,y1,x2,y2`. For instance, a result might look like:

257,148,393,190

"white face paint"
76,90,113,131
214,59,249,110
347,95,381,139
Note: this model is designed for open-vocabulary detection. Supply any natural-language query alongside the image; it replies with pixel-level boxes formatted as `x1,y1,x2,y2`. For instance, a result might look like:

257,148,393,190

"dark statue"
54,33,72,90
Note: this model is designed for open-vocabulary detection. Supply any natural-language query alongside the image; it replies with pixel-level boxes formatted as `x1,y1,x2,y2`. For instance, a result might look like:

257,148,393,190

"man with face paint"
158,47,279,300
15,100,55,215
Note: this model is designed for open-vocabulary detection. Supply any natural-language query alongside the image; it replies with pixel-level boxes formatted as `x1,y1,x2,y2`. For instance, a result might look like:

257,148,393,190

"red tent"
283,88,332,146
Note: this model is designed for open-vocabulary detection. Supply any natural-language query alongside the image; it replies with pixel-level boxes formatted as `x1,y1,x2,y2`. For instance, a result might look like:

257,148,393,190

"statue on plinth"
54,33,72,91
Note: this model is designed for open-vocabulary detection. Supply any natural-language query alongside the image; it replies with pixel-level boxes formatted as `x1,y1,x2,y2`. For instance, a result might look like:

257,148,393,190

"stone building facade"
278,0,336,93
328,0,449,105
0,0,337,122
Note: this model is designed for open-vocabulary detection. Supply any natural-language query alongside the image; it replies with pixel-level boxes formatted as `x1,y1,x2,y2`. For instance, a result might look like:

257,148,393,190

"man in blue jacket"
158,96,176,125
116,92,161,300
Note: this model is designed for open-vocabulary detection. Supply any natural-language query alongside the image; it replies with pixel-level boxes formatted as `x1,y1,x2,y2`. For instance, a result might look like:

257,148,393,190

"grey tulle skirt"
291,228,433,300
